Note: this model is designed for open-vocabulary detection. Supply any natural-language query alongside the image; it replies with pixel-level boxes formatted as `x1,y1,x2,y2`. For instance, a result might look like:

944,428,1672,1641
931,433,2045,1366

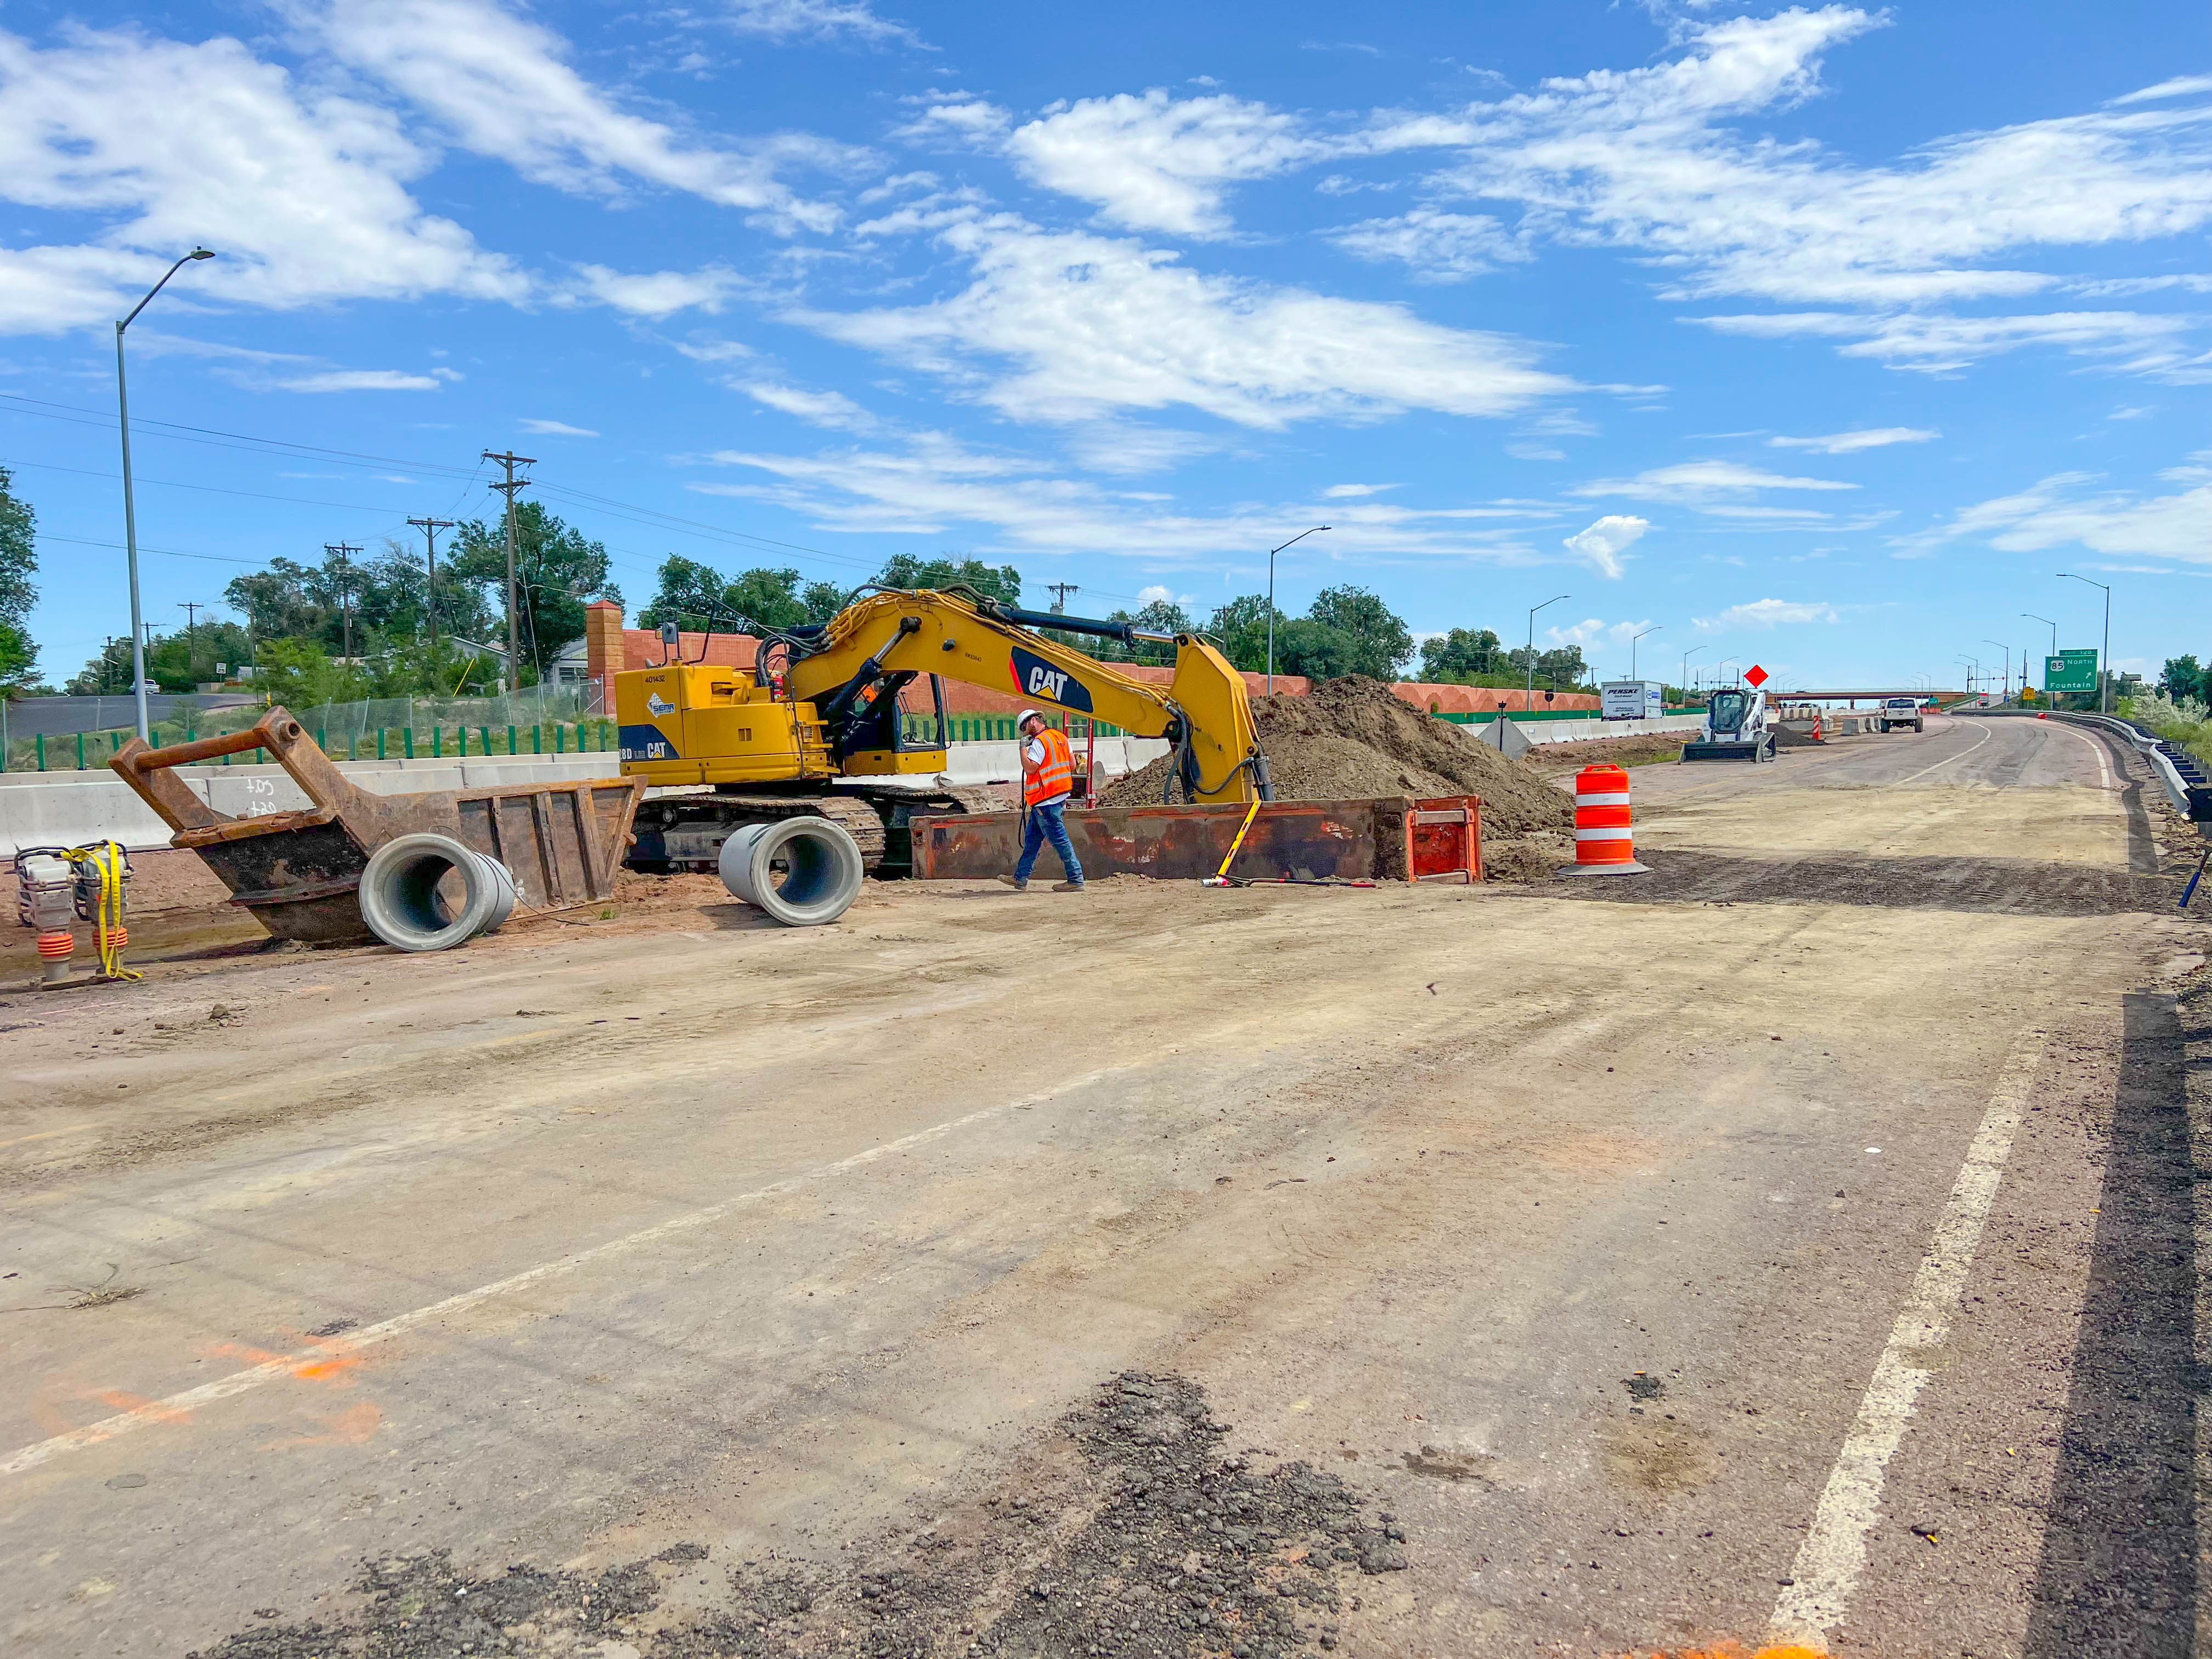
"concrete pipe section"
718,816,865,926
357,832,519,952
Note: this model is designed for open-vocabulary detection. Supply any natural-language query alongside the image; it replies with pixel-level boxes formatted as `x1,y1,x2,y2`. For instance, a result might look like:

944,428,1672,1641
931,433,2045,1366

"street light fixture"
1629,624,1661,680
1525,594,1570,710
2022,613,2057,657
2055,574,2112,713
1681,644,1708,700
1264,526,1330,695
116,246,215,742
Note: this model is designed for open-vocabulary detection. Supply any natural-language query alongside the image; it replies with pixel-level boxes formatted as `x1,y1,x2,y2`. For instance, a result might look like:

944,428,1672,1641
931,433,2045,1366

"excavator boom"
787,588,1270,803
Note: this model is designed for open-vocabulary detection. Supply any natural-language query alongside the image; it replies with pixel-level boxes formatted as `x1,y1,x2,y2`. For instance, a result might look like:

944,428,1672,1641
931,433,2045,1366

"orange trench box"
908,797,1482,884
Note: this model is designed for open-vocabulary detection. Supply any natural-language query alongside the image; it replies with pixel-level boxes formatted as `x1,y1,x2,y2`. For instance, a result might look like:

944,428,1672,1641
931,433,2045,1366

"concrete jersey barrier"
0,739,1178,859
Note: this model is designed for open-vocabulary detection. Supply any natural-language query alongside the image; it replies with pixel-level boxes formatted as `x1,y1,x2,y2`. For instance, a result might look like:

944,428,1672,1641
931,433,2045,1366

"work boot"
997,876,1029,891
1052,880,1087,893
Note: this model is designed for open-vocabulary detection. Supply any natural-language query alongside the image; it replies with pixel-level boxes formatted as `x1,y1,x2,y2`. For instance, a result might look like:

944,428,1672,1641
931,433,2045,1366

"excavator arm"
783,588,1272,803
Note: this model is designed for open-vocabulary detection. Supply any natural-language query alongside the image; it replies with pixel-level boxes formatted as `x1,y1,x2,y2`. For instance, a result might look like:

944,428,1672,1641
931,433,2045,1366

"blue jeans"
1015,799,1082,884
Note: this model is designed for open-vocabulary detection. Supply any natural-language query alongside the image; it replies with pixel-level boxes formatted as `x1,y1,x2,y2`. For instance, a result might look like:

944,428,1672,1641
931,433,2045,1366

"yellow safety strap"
65,840,140,982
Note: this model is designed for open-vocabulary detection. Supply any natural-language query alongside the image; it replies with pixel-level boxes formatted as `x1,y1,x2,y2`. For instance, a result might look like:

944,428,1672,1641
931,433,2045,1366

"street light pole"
1525,594,1570,710
1681,644,1708,701
2056,574,2112,713
116,246,216,741
1630,624,1660,681
1956,657,1979,696
1982,640,2010,702
1263,526,1329,695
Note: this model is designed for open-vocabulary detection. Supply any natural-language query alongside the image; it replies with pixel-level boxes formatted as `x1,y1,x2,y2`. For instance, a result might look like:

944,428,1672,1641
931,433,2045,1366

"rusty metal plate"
911,799,1403,883
111,709,642,943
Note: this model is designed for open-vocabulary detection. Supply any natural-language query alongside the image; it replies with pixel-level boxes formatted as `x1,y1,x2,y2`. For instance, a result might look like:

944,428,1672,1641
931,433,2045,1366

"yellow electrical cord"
65,840,140,982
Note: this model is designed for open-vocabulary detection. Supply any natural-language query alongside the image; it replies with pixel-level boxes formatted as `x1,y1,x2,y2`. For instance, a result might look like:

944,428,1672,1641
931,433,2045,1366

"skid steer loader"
1681,685,1777,762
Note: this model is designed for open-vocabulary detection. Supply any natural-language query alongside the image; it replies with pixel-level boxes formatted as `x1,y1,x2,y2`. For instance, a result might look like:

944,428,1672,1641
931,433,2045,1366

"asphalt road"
0,713,2202,1658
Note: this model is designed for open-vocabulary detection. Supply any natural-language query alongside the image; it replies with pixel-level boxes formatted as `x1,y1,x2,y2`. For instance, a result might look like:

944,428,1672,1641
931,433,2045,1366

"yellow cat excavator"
614,585,1272,874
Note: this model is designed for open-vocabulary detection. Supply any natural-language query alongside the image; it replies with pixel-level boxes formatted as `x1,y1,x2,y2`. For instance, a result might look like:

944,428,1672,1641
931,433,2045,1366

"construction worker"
1001,708,1086,893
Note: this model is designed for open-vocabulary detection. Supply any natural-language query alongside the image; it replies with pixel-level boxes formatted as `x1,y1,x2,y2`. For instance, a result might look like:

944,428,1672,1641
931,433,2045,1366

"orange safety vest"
1023,725,1076,806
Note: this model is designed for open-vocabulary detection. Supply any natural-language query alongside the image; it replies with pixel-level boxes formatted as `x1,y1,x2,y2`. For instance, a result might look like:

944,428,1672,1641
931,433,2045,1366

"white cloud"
1561,515,1649,578
1573,460,1858,503
792,213,1575,427
1333,208,1526,281
278,368,444,391
0,24,523,332
1910,469,2212,563
1694,598,1841,631
1697,309,2203,376
692,433,1560,564
1769,427,1937,453
720,0,922,46
893,92,1011,145
1545,615,1655,651
736,380,877,429
520,418,598,436
1427,10,2212,312
1005,90,1322,235
568,263,743,317
1323,483,1400,498
308,0,851,233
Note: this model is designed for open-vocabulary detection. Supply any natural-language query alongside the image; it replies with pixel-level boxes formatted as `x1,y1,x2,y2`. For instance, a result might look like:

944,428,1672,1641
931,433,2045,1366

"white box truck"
1601,680,1666,721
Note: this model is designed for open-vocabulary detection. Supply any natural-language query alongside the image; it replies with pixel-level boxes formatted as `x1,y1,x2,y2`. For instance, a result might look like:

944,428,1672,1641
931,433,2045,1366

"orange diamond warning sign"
1743,664,1769,689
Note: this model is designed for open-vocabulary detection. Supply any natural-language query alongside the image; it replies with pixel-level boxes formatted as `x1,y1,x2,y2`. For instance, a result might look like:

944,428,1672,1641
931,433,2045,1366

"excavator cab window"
1708,689,1750,735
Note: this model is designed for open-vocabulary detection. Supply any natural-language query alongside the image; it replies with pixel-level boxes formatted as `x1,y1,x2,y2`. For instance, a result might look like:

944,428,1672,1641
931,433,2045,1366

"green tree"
249,638,371,709
0,621,43,698
640,558,845,633
1201,594,1283,673
224,544,492,657
0,461,34,634
1420,627,1505,682
2159,654,2207,705
1305,585,1414,678
1505,643,1590,689
876,552,1023,605
447,503,619,680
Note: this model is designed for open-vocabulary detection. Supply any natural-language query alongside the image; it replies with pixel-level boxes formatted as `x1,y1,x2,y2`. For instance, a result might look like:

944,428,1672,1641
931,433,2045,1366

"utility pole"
2057,573,2113,714
178,601,201,685
484,452,537,693
407,516,456,651
324,544,362,663
1045,582,1080,614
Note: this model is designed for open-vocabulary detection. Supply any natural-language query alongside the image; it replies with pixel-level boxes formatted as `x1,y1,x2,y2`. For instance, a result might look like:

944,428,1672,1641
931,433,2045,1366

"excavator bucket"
110,707,641,944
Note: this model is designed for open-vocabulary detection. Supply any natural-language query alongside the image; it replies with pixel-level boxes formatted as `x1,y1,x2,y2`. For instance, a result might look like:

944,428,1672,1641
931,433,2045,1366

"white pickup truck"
1877,696,1925,733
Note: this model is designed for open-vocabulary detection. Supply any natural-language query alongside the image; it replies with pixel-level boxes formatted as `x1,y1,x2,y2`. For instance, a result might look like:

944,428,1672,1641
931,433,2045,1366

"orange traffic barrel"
1560,764,1649,877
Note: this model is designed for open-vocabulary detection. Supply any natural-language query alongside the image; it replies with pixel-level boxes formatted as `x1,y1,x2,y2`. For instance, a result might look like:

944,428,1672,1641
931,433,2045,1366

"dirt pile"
1104,675,1575,838
191,1372,1394,1659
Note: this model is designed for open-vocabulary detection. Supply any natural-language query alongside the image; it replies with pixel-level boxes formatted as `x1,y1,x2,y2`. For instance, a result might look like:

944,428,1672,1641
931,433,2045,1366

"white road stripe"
2050,720,2116,791
1888,717,1993,788
1768,1041,2042,1652
1,1068,1124,1481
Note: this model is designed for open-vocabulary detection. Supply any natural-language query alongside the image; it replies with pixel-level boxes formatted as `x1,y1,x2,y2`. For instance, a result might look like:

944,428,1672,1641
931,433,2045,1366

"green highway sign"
2045,649,2098,694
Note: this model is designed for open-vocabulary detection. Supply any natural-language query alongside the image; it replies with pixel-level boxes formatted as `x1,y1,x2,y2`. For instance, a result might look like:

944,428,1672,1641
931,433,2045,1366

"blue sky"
2,0,2208,692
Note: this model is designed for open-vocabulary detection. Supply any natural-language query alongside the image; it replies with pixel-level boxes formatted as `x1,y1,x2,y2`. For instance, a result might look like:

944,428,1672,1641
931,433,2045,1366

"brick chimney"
585,600,625,680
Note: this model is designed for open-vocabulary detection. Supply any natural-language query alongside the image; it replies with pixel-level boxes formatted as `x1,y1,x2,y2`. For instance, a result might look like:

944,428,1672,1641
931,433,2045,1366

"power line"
1,388,1159,605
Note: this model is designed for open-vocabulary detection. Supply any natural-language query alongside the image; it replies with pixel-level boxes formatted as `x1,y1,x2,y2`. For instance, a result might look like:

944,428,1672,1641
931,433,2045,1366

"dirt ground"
3,712,2205,1659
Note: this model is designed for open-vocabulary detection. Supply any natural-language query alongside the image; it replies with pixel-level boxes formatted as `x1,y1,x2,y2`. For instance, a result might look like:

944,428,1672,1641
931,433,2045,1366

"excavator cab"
838,673,951,778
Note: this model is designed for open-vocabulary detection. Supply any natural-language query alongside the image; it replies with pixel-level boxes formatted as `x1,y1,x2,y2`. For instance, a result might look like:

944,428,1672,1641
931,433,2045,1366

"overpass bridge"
1765,688,1965,705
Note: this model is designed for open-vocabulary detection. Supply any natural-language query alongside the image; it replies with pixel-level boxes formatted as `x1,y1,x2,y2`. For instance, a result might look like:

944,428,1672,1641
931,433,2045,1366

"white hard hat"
1016,707,1045,726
